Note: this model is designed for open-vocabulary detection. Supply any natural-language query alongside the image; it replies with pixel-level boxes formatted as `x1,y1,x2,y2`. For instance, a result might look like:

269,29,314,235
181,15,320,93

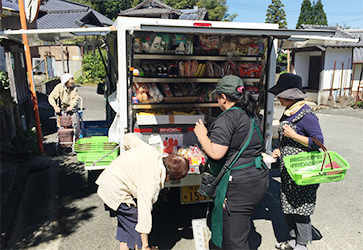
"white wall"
55,60,82,78
352,63,362,95
293,52,310,88
319,48,353,104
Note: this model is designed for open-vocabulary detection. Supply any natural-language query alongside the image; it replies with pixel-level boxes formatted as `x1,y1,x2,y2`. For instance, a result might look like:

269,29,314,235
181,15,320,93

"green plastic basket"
283,151,350,186
74,136,119,165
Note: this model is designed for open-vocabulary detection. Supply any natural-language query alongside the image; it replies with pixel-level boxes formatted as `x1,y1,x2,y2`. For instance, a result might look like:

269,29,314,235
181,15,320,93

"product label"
159,127,182,133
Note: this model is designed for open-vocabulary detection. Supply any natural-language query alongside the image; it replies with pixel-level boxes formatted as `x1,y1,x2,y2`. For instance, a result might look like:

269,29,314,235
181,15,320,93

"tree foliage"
296,0,314,28
312,0,327,25
163,0,234,21
296,0,327,28
75,49,107,85
94,0,132,20
265,0,287,29
69,0,235,22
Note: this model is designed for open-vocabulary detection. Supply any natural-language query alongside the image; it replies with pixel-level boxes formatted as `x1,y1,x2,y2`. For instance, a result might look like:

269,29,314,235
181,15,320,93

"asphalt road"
7,86,363,250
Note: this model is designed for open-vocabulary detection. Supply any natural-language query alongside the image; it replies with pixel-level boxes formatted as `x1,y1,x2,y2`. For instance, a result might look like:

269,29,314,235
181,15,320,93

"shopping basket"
283,137,350,186
74,136,119,166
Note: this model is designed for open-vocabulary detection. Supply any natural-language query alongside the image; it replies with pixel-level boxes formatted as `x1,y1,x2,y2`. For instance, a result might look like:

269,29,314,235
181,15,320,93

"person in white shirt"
96,133,189,250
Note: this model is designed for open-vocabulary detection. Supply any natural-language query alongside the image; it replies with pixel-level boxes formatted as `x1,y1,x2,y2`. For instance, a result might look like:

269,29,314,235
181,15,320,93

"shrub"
75,49,107,85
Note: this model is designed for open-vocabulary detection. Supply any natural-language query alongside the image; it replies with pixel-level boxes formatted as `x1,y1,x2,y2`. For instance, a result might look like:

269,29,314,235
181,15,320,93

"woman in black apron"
269,73,324,250
194,75,269,249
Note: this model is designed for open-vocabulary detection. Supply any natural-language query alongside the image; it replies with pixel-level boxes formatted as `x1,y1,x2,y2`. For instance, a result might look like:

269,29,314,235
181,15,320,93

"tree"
94,0,132,20
265,0,288,29
163,0,235,21
296,0,314,28
312,0,327,25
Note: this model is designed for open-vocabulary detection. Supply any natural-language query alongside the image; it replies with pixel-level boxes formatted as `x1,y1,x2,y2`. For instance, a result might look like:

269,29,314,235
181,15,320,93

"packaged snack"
246,85,259,94
212,62,224,77
219,36,237,55
199,35,220,50
150,35,162,52
171,84,183,97
141,38,150,53
205,61,214,77
167,64,178,77
190,60,199,77
134,38,141,53
175,34,187,45
175,42,186,54
248,43,259,55
161,82,173,97
179,61,185,77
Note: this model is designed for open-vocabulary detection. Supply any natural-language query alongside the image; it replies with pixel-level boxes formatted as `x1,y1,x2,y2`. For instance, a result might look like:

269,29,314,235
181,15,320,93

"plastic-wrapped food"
171,84,183,97
212,62,224,77
167,64,178,77
190,60,199,77
219,36,237,55
179,61,185,77
205,61,214,77
199,35,220,50
223,61,238,76
161,82,173,97
174,34,187,45
248,43,259,55
239,63,263,78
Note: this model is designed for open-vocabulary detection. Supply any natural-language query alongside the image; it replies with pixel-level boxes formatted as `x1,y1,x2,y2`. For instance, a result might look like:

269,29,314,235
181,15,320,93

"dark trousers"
284,214,312,245
209,175,269,250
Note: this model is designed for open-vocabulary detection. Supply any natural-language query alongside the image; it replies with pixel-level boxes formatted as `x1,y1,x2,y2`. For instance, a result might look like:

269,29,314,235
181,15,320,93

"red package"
324,161,343,175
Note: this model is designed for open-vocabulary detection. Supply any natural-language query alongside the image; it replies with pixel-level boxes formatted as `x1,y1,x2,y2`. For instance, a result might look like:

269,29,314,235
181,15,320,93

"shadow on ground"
150,188,208,250
250,169,323,249
6,92,100,249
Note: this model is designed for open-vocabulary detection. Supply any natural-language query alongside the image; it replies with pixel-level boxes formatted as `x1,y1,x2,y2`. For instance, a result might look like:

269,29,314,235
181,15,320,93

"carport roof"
345,29,363,63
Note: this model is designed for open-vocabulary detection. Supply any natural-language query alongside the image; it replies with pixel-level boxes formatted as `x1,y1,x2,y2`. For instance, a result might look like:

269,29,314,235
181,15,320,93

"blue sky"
226,0,363,29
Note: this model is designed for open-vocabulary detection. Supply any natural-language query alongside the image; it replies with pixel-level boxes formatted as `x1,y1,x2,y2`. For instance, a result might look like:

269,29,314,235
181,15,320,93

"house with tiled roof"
345,29,363,98
29,0,113,78
287,25,363,105
119,0,208,20
36,0,113,29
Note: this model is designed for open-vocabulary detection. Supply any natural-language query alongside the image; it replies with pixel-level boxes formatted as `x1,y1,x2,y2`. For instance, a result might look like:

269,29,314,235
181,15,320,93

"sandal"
275,241,294,250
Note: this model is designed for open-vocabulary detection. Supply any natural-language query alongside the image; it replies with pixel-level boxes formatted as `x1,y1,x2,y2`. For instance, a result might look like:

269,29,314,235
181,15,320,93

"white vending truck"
104,17,333,204
1,17,347,204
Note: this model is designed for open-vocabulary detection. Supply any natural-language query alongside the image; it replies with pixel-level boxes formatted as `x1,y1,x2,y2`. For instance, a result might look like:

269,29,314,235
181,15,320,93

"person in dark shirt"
194,75,269,249
269,73,324,250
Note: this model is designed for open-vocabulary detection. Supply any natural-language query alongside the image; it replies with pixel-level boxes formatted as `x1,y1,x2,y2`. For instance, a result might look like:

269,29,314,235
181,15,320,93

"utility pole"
18,0,44,153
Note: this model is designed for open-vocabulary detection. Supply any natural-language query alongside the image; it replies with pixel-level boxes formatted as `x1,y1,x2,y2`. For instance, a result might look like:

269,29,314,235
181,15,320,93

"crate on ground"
74,136,119,165
81,120,112,137
283,151,350,186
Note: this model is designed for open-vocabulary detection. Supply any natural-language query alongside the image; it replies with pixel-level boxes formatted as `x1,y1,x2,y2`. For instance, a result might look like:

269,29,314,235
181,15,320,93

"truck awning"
0,26,116,46
282,35,360,49
114,17,359,48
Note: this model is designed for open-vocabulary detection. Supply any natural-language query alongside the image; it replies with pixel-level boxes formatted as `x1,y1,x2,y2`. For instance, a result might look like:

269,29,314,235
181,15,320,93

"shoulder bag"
198,116,254,199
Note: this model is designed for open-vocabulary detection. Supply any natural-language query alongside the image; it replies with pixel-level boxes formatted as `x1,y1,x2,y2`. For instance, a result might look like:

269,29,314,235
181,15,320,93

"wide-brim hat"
268,73,307,99
211,75,244,95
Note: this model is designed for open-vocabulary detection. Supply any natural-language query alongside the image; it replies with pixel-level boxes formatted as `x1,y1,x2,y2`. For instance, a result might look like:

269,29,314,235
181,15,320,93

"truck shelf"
132,77,261,83
131,102,219,109
134,53,262,61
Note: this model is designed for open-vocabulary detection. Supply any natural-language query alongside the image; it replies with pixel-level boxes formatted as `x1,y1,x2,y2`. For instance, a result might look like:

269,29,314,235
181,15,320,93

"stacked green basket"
283,151,350,186
74,136,119,166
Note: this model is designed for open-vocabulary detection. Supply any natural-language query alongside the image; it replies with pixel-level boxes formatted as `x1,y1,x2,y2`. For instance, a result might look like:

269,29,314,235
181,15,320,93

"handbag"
198,117,254,199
